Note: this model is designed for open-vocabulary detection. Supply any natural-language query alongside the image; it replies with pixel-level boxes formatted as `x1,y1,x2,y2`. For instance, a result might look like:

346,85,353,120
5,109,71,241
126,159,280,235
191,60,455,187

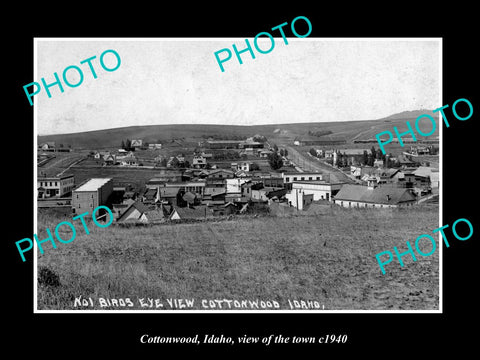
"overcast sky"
36,38,440,135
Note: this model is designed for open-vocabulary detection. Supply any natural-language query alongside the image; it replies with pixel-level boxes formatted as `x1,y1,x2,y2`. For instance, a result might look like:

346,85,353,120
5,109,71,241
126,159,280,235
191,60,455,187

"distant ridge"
38,109,436,149
380,109,434,120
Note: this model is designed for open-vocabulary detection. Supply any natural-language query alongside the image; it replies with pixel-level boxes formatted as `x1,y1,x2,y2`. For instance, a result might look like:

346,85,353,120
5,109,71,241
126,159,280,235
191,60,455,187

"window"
316,177,320,180
349,202,351,208
301,177,305,181
49,182,52,186
286,177,290,182
309,177,312,180
293,177,297,181
55,182,58,186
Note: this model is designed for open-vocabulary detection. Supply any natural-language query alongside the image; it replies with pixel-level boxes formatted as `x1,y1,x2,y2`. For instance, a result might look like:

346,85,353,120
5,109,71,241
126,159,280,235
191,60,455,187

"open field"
37,205,439,311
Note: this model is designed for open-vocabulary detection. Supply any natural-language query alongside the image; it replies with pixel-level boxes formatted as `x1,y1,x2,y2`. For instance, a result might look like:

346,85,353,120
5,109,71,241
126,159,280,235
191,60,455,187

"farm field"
37,204,439,311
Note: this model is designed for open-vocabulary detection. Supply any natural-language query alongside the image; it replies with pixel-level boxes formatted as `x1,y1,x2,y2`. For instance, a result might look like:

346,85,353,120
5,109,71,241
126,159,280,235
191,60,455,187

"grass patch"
37,205,439,310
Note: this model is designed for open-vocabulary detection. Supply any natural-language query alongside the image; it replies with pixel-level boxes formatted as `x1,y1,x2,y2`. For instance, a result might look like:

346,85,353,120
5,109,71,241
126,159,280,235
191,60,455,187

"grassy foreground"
37,205,439,310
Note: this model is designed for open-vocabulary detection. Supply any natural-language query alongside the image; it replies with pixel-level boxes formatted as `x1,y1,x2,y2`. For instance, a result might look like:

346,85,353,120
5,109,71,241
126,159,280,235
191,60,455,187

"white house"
291,181,344,202
131,139,143,149
285,189,313,210
148,143,162,150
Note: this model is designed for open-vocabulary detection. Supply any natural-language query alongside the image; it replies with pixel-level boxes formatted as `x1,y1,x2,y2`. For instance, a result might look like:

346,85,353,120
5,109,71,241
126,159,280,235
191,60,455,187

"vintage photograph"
34,38,441,311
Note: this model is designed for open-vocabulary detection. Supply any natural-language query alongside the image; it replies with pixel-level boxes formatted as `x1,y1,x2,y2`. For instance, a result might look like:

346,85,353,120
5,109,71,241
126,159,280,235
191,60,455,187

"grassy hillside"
37,110,439,149
37,204,439,311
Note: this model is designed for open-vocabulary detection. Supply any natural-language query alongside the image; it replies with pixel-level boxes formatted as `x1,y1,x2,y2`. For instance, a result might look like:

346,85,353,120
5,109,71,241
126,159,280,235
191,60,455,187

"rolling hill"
37,110,438,149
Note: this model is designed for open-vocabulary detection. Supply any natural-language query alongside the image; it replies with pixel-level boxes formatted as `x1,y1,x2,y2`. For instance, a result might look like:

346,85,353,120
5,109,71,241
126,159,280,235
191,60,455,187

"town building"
37,174,75,198
38,142,56,152
192,155,207,169
148,143,162,150
258,150,273,158
231,162,251,172
285,189,314,210
72,178,113,213
413,166,439,188
238,141,264,149
333,183,416,208
169,205,213,220
281,171,324,184
291,181,343,202
116,201,166,224
204,140,242,149
120,154,138,166
131,139,143,149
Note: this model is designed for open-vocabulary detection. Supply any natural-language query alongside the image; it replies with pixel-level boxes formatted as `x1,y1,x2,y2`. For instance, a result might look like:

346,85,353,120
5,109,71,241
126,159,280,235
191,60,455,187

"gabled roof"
131,139,143,146
116,200,150,222
334,184,416,205
172,205,210,219
208,169,234,175
144,208,165,221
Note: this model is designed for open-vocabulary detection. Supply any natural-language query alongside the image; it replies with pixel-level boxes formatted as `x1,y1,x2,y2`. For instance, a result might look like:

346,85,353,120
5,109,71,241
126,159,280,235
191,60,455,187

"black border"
7,6,479,355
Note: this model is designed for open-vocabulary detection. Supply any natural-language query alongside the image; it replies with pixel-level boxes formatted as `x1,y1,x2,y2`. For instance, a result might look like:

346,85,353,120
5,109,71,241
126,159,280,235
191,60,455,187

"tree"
250,162,260,171
284,149,288,157
273,144,279,153
125,139,131,151
367,154,374,167
121,140,125,149
309,148,317,157
169,157,179,168
363,150,369,165
370,146,376,159
376,148,383,160
279,148,284,157
160,158,167,167
268,152,283,170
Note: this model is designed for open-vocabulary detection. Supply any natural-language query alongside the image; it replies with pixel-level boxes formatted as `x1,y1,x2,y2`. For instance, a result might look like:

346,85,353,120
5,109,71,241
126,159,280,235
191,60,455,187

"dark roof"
144,208,165,221
116,201,150,222
144,188,157,196
334,184,416,205
182,191,197,202
173,206,210,219
132,201,150,213
159,187,179,197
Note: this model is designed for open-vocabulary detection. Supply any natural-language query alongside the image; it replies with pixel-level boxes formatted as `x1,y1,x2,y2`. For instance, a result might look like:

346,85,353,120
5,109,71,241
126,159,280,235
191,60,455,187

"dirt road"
282,145,355,184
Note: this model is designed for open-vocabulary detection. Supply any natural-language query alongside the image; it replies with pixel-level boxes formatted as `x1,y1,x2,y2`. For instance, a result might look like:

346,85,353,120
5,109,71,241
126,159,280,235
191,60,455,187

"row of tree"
267,143,284,170
307,145,395,168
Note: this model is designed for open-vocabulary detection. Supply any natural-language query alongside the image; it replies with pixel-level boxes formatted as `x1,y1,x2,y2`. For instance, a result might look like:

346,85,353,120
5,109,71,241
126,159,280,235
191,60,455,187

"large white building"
285,188,313,210
291,181,344,202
